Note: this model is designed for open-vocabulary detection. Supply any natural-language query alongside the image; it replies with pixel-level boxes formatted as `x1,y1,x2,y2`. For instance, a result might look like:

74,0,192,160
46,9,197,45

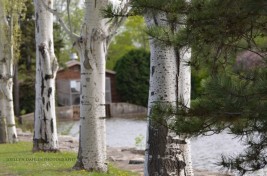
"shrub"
115,49,150,107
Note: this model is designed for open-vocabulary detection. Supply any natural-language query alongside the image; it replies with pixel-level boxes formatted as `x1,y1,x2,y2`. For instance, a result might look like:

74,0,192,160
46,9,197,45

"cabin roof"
58,60,116,74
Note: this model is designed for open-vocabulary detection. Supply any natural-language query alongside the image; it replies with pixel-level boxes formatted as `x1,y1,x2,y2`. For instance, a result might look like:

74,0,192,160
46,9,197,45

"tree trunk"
0,98,7,143
144,13,193,176
33,0,59,152
13,64,20,118
0,0,18,144
178,47,194,176
3,79,18,143
73,0,109,172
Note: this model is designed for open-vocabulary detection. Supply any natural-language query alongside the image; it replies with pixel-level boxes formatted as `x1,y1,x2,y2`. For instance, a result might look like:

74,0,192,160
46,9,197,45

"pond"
58,118,146,148
57,117,266,175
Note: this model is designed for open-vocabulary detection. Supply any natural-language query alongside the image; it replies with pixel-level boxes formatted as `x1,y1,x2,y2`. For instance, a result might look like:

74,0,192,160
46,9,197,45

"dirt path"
17,129,233,176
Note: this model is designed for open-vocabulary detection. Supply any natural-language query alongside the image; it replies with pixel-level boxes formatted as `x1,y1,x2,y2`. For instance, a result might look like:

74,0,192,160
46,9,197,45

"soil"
17,128,233,176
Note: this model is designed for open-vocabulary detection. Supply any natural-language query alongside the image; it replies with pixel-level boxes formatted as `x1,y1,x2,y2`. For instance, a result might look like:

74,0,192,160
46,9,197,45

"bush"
19,77,35,114
115,49,150,107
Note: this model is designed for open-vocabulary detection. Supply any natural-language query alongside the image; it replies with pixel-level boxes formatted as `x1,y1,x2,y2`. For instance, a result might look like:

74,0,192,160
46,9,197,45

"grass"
0,142,137,176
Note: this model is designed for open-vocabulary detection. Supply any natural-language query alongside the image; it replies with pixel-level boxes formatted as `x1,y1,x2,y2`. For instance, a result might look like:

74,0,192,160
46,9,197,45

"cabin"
56,59,147,119
56,60,121,106
235,50,266,71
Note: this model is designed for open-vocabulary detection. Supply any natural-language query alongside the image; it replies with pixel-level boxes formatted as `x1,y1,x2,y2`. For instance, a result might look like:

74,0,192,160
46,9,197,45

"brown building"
56,60,120,106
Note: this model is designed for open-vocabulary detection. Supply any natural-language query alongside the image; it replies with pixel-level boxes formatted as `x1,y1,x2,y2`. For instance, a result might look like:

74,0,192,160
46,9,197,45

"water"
57,118,266,175
58,118,147,148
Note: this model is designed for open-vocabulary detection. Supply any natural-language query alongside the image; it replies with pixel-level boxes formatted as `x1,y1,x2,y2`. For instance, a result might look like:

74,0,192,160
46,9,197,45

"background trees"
0,0,9,143
0,0,26,143
18,0,36,115
107,16,148,70
18,0,64,115
114,49,150,106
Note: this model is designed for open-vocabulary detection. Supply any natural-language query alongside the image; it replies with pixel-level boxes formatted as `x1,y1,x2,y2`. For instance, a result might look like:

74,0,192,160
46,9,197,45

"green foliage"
191,68,208,99
110,0,267,174
4,0,27,63
107,16,149,70
19,0,35,72
19,77,35,114
186,70,267,174
134,134,144,149
17,0,65,114
0,142,137,176
115,49,150,107
151,68,267,174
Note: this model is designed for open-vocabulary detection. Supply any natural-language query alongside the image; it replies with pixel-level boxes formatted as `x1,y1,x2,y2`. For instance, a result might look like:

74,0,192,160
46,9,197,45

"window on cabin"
106,77,112,103
70,80,80,93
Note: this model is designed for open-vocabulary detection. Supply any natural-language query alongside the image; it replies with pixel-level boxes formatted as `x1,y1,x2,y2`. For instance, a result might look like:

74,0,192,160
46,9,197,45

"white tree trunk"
73,0,109,171
178,47,194,176
144,13,193,176
40,0,125,171
0,98,7,143
33,0,59,152
0,0,18,144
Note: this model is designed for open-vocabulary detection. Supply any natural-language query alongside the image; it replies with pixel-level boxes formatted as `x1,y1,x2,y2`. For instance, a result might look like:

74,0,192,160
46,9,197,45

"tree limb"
66,0,73,35
107,0,131,47
40,0,79,41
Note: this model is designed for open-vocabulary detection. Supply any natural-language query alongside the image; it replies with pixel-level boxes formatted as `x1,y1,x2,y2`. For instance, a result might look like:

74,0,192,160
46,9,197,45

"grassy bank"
0,142,137,176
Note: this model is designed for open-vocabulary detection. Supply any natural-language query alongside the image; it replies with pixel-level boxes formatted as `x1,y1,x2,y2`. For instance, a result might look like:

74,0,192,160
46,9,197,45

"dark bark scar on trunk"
48,87,52,97
38,43,46,59
45,74,53,80
50,119,54,134
83,49,92,70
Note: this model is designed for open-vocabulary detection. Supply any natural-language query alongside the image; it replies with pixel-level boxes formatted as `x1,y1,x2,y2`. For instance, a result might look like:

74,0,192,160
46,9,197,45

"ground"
17,128,233,176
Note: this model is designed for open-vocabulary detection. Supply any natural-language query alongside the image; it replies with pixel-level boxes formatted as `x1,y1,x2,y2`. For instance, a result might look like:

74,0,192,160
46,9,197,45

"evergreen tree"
106,0,267,175
145,0,267,175
104,0,194,175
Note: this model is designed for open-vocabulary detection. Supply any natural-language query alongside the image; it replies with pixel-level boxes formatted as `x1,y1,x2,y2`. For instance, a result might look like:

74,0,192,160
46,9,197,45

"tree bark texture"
33,0,59,152
0,0,18,144
178,47,193,176
73,0,110,172
13,64,20,118
0,99,7,143
144,13,193,176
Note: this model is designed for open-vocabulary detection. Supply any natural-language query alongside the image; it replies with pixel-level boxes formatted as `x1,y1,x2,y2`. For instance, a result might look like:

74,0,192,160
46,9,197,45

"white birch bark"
0,98,7,143
0,1,8,144
144,12,193,176
41,0,127,171
179,47,194,176
0,0,18,143
178,1,193,173
33,0,59,152
73,0,109,171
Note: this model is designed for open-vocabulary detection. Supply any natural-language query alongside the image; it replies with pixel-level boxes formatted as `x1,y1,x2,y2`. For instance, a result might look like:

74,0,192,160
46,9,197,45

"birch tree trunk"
40,0,126,171
144,13,193,176
0,0,7,143
72,0,109,171
0,0,18,144
33,0,59,152
0,98,7,143
178,47,194,176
